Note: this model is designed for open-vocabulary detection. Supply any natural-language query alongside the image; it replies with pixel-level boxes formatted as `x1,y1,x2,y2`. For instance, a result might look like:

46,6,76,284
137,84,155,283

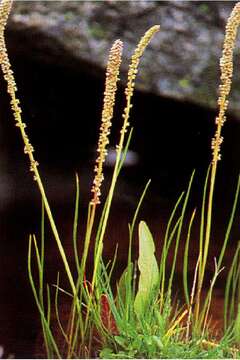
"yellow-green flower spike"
91,39,123,205
212,2,240,164
0,0,39,179
119,25,160,155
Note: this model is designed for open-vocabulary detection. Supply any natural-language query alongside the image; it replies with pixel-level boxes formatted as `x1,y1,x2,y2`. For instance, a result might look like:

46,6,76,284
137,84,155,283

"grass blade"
183,208,196,305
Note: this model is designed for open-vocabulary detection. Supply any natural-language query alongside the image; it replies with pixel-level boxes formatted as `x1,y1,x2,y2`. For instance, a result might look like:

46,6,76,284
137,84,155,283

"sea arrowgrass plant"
194,1,240,332
2,0,240,358
93,2,240,357
0,0,77,300
0,0,160,356
90,25,160,316
68,39,123,356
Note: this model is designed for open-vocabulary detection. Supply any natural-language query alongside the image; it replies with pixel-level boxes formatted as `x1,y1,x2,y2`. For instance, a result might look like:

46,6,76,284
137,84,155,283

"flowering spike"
118,26,160,156
91,39,123,205
0,0,39,178
212,3,240,164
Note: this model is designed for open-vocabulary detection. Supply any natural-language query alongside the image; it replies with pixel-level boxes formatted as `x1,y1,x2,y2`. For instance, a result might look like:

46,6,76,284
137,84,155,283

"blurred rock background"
6,1,240,112
1,1,240,357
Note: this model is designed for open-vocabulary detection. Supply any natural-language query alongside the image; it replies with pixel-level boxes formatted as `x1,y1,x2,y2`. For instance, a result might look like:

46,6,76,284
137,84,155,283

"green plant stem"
91,137,125,290
159,192,184,313
183,208,196,306
83,91,133,333
73,173,81,273
28,236,61,358
167,171,195,299
195,162,216,327
35,166,77,297
82,203,97,274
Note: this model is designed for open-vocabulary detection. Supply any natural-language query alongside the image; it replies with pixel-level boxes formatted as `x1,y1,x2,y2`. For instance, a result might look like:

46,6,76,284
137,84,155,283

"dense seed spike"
91,39,123,205
212,2,240,164
0,0,39,178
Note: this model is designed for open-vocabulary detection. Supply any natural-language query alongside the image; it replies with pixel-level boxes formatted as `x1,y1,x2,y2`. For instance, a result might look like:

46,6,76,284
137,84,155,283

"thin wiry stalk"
91,24,160,302
67,40,123,346
183,208,196,306
199,166,211,286
0,0,77,297
54,274,69,347
196,2,240,327
159,192,185,312
167,171,195,298
218,174,240,269
224,242,240,330
81,38,123,282
186,256,200,341
90,39,123,206
201,259,224,337
28,236,61,358
73,174,81,274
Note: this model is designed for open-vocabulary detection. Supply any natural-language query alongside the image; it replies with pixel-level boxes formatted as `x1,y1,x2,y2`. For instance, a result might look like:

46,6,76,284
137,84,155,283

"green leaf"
152,335,163,349
117,263,133,308
134,221,159,316
234,303,240,342
114,335,128,349
100,348,115,359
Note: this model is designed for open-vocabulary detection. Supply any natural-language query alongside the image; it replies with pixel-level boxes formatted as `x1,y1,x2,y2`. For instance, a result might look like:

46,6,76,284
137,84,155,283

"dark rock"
6,1,240,117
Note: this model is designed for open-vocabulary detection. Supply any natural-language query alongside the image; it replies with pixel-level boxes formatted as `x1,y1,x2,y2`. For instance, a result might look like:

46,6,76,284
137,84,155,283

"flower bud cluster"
91,40,123,205
0,0,39,180
122,25,160,138
212,3,240,164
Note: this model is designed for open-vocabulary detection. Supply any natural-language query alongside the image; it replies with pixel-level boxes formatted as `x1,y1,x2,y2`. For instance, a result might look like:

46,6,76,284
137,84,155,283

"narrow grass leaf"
28,236,61,358
73,173,81,274
183,208,196,305
218,174,240,269
168,171,195,296
234,303,240,342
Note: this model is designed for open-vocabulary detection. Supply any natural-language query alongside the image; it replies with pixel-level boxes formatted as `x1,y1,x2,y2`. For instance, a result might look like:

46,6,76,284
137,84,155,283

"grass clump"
1,0,240,358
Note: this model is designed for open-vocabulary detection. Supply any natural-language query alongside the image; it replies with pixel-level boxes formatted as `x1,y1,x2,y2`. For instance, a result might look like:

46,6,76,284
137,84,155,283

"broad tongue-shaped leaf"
134,221,159,317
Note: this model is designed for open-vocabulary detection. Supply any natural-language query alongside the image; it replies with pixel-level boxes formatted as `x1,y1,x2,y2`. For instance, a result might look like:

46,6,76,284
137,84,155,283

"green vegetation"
178,78,191,89
1,0,240,358
89,23,107,40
